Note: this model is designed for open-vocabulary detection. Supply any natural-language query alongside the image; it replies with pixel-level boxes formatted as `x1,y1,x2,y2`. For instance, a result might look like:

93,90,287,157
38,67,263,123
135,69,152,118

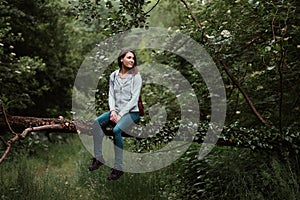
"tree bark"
0,115,79,164
0,115,77,133
0,113,244,164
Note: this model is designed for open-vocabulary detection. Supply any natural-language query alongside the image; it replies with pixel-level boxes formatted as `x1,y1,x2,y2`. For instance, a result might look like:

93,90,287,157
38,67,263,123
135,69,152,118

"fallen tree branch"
0,115,76,132
0,116,79,164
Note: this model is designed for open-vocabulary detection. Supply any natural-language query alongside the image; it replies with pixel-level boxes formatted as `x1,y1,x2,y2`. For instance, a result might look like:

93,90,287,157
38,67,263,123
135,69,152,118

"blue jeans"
92,112,140,170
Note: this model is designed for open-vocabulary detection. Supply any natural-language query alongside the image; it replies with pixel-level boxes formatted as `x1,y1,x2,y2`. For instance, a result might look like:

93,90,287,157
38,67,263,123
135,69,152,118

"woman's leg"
93,111,111,161
112,112,140,170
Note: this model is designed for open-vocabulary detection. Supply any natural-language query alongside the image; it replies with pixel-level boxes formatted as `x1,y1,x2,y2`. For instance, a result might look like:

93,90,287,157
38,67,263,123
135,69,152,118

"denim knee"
112,125,123,137
112,126,123,147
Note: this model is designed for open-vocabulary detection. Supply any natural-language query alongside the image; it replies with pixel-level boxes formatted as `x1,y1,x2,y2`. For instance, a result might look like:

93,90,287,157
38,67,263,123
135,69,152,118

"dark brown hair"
117,49,138,74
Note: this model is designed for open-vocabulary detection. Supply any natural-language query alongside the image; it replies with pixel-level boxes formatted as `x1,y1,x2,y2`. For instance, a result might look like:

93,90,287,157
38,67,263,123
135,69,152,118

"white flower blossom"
205,34,215,39
221,30,231,38
265,46,271,51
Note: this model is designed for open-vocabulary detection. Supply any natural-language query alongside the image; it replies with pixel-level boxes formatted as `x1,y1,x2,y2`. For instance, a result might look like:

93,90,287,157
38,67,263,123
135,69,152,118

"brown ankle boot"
107,168,124,180
88,158,104,171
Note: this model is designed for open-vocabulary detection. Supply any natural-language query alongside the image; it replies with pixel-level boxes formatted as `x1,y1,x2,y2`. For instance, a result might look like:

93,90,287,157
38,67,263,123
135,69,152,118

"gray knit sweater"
108,70,142,117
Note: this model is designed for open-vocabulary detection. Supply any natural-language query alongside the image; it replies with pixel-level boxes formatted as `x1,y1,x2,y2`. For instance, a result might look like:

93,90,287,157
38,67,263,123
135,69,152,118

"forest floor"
0,134,299,200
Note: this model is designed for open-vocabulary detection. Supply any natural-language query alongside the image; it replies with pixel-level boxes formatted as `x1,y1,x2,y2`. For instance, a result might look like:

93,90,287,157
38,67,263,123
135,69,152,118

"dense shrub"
173,145,299,200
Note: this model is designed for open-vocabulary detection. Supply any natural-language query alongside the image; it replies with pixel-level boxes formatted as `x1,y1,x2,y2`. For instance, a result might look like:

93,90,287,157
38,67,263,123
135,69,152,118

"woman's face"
121,52,135,69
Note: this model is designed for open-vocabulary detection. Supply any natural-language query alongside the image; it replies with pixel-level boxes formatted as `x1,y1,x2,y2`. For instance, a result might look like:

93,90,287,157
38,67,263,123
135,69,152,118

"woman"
88,49,142,181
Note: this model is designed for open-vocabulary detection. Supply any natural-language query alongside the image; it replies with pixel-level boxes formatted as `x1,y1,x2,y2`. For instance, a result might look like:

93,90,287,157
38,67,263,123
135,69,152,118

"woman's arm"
108,72,116,112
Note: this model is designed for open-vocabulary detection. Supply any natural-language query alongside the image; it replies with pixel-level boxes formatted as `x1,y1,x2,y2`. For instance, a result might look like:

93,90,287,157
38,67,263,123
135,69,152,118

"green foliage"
70,0,150,34
1,3,299,200
0,136,171,200
0,1,46,111
221,122,300,156
174,146,300,200
0,56,48,111
147,0,184,27
177,0,299,128
1,136,299,200
0,136,87,200
0,0,78,116
158,0,300,154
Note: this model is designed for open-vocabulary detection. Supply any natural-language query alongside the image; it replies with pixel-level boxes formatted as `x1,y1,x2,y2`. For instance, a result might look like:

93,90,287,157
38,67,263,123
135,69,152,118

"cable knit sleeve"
108,72,116,112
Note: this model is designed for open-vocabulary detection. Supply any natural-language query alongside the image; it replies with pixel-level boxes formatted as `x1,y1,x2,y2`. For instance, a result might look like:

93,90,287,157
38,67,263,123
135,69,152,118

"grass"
175,145,300,200
0,134,299,200
0,134,170,200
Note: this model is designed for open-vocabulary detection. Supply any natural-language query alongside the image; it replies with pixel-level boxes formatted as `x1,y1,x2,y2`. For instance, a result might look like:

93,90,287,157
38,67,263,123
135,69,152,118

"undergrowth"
0,134,299,200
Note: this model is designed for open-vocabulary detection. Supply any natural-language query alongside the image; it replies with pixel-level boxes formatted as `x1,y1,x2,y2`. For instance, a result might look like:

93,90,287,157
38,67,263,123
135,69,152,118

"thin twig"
271,6,291,134
220,59,270,127
0,124,64,164
271,9,279,43
0,98,17,135
145,0,160,15
180,0,206,43
0,135,8,146
0,142,11,164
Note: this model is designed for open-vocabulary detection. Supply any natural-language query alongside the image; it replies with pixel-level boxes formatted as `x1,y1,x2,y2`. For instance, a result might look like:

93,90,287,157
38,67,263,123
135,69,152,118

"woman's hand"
115,115,121,123
110,111,117,122
110,111,121,123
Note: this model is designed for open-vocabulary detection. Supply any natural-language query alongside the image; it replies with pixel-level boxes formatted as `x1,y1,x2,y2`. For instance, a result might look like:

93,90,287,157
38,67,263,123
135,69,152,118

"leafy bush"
174,145,300,200
221,123,300,156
